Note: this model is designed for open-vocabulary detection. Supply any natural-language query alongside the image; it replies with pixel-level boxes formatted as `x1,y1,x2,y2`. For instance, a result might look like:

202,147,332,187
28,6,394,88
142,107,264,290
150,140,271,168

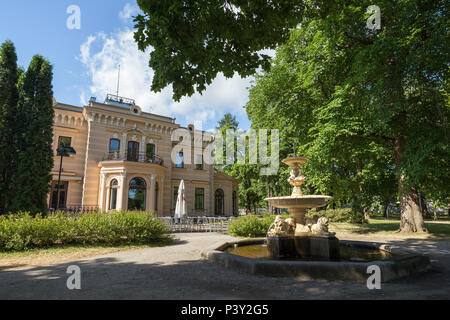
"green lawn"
371,216,450,221
330,219,450,238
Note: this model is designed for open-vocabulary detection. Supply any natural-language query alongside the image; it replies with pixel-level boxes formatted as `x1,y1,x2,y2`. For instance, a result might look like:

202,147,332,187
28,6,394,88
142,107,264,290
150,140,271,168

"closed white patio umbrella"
174,180,187,223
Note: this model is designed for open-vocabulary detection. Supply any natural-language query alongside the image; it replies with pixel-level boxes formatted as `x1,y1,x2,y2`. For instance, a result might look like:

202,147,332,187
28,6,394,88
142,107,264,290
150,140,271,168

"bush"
0,211,171,251
306,208,367,224
228,209,367,238
228,214,289,238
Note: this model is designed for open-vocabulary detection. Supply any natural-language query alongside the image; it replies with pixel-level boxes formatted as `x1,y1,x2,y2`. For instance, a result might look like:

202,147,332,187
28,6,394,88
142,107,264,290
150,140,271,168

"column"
158,176,165,216
99,173,106,210
140,136,146,162
105,183,111,211
121,133,127,159
148,174,156,212
117,172,127,210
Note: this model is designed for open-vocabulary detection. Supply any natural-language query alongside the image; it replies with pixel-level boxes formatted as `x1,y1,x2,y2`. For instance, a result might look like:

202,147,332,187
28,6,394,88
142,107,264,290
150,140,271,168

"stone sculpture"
267,215,296,237
295,223,312,234
270,215,334,237
311,216,328,233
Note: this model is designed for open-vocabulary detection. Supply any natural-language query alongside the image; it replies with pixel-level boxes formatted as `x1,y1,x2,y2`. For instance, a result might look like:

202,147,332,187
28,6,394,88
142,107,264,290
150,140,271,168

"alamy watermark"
366,265,381,289
66,265,81,290
171,121,279,176
366,5,381,31
66,5,81,30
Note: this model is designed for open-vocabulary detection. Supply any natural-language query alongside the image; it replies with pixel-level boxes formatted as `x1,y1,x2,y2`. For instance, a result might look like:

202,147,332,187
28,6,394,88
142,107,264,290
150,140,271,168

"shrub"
306,208,367,224
228,214,289,238
0,211,171,251
228,209,367,238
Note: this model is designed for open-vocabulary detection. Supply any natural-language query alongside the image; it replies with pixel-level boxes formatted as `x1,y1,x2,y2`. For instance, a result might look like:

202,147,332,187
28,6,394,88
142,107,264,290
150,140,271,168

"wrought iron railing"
159,216,235,233
102,151,164,166
47,206,99,215
45,208,234,232
105,94,135,106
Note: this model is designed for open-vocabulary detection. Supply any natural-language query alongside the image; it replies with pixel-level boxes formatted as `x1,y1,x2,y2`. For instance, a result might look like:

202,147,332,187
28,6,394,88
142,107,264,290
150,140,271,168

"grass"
0,238,173,271
369,214,450,222
330,218,450,239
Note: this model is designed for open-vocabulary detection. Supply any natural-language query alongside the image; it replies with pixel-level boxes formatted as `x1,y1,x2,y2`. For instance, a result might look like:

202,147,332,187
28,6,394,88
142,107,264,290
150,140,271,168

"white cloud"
78,3,268,128
78,28,253,127
118,3,140,22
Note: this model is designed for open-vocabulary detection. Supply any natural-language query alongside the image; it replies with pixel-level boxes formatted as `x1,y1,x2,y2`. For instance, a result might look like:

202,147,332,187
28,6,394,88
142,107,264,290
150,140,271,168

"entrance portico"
98,160,166,215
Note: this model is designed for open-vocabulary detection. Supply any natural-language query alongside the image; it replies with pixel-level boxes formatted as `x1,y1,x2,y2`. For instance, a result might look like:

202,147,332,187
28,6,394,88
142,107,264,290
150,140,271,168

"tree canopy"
134,0,304,101
246,1,449,231
0,40,19,213
0,41,54,215
134,1,449,231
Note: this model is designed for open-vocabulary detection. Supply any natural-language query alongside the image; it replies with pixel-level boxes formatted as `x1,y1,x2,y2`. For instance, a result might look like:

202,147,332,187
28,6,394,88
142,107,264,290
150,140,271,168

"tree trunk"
395,136,428,233
364,208,370,220
382,200,389,218
399,187,428,232
418,192,430,218
246,193,251,214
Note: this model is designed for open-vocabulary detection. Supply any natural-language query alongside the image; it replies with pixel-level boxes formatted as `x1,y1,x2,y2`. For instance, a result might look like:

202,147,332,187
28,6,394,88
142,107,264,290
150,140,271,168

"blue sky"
0,1,259,130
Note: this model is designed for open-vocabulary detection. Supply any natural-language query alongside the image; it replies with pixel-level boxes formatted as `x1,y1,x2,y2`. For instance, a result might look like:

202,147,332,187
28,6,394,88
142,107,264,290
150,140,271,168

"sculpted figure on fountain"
267,216,296,237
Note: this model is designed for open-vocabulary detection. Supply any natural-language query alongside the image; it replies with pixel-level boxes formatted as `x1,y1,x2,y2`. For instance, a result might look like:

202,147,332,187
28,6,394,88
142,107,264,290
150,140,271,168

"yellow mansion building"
49,94,239,216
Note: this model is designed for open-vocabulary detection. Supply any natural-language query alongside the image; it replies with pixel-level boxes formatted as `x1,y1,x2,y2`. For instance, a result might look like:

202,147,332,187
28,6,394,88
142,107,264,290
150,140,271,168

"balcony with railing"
102,151,164,166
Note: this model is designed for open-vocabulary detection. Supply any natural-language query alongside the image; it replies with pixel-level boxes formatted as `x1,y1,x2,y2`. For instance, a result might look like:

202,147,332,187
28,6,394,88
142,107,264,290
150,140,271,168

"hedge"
228,214,286,238
0,211,171,251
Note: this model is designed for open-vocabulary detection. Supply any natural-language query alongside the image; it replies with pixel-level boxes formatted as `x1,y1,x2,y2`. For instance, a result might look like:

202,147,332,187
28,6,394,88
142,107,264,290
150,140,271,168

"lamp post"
56,146,76,210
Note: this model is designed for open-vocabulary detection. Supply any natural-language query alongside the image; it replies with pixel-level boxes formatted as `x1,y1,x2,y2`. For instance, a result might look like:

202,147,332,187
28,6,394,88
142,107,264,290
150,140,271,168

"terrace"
102,151,164,166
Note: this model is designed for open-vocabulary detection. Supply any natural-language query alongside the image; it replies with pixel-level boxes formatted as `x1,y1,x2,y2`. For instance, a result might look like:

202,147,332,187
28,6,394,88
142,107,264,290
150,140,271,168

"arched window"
109,179,119,210
128,177,146,210
215,189,224,216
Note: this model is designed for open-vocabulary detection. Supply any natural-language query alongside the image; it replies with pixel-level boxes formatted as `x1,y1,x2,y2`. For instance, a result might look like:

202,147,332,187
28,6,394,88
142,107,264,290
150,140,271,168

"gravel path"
0,233,449,300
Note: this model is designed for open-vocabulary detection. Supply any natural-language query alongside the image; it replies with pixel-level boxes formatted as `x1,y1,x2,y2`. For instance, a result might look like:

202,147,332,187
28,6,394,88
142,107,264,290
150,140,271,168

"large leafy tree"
247,1,449,232
135,1,449,232
0,41,20,213
134,0,304,101
216,112,239,131
215,113,267,213
9,55,55,214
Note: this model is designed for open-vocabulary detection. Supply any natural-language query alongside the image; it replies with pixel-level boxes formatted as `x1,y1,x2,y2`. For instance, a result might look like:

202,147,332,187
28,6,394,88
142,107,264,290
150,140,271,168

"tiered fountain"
265,156,339,260
202,155,430,282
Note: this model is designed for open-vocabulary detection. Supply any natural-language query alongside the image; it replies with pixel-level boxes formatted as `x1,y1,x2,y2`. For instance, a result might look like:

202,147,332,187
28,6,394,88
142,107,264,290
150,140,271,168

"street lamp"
55,146,76,210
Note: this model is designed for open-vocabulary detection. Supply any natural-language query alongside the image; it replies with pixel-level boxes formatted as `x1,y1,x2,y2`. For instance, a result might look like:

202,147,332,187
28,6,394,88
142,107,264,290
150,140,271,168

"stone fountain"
202,155,431,282
265,157,339,260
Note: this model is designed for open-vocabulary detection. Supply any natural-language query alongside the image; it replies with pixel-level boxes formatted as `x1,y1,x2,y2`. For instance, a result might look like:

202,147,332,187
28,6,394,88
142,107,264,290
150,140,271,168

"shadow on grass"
351,222,399,234
348,220,450,238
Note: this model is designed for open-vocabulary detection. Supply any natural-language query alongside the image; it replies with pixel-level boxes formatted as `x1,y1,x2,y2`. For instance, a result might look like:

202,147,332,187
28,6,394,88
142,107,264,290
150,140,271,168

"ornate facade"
49,95,239,216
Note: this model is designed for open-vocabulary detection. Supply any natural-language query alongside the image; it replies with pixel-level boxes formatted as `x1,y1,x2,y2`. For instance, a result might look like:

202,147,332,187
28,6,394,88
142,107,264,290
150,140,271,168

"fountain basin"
267,235,340,260
201,238,430,282
265,195,333,209
265,195,332,224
